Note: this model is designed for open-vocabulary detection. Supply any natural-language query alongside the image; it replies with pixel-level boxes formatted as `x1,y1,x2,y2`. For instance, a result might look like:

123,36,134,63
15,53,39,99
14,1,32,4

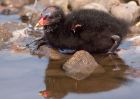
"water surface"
0,50,48,99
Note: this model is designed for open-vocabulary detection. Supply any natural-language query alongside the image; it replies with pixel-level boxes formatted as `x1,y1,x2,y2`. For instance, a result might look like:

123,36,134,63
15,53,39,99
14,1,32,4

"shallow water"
0,50,48,99
1,40,140,99
0,14,20,23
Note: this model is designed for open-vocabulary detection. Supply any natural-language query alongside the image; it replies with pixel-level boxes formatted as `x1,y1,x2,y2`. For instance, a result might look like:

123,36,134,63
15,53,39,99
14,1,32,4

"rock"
68,0,94,10
20,11,40,25
20,3,44,25
63,50,105,80
81,3,108,12
135,21,140,27
0,22,26,49
128,35,140,46
99,0,120,11
40,0,70,13
68,0,120,12
0,22,26,33
0,26,12,49
2,0,34,8
136,0,140,5
0,7,19,15
0,24,12,42
129,26,140,34
111,1,140,23
0,22,26,43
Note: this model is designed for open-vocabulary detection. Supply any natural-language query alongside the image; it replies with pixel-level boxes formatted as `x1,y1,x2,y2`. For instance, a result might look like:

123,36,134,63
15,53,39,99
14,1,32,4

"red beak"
35,17,49,27
39,17,48,26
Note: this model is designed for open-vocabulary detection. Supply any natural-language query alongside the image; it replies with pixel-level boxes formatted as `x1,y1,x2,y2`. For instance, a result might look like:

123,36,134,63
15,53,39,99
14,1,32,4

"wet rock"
81,3,108,12
2,0,34,8
8,25,44,52
0,26,12,49
111,1,140,23
63,50,105,80
0,22,26,33
0,22,26,49
0,22,26,43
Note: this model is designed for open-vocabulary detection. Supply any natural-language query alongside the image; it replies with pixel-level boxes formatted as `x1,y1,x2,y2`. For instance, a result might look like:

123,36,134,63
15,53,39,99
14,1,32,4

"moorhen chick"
32,5,129,54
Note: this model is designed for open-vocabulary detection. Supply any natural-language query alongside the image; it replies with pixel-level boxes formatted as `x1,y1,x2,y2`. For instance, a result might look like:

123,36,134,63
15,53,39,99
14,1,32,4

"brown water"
0,13,140,99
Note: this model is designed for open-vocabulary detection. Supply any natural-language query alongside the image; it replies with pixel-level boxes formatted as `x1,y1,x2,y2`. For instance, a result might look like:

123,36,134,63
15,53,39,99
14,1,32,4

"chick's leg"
108,35,121,54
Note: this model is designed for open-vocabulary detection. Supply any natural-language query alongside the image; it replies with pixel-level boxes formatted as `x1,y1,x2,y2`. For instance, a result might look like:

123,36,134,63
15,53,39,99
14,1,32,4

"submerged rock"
34,46,65,60
63,50,105,80
111,1,140,23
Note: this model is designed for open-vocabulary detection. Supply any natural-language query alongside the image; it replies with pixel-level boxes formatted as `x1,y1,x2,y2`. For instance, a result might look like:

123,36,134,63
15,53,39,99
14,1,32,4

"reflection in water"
44,54,128,99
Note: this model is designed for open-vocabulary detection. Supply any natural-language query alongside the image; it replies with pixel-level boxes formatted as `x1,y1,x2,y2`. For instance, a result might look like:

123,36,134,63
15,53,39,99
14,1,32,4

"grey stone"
63,50,105,80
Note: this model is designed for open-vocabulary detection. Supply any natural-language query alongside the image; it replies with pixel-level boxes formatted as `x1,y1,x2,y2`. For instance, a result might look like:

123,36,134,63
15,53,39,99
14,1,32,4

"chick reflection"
44,54,128,99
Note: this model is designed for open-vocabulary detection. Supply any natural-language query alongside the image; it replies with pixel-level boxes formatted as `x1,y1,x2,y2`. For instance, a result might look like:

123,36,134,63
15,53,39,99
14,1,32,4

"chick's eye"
48,16,54,19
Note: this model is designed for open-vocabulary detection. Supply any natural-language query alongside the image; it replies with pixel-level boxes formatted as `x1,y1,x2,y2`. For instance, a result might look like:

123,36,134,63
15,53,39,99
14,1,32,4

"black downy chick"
34,6,129,54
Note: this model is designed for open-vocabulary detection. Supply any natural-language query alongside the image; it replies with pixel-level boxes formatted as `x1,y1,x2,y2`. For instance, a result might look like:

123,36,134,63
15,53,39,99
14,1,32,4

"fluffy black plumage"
36,6,129,54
